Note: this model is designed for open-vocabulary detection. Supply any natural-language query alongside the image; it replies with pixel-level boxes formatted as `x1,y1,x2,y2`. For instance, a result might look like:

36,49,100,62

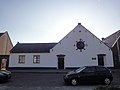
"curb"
10,69,120,74
10,70,70,74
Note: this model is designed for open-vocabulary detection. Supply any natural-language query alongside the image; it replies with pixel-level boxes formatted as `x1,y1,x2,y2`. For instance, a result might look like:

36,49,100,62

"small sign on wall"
92,57,96,60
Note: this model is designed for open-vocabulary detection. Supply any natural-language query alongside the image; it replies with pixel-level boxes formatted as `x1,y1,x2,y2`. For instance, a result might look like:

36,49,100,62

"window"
75,66,86,73
33,55,40,63
83,67,95,73
96,67,108,72
19,55,25,63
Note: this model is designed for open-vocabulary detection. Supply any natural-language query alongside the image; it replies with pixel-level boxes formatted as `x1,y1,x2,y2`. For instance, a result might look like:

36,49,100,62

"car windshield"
75,66,86,73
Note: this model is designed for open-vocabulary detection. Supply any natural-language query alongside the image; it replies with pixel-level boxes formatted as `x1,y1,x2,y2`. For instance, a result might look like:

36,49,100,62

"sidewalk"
9,69,120,74
10,69,71,74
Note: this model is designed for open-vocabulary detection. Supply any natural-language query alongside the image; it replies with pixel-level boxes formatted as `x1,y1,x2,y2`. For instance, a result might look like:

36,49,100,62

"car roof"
84,66,107,68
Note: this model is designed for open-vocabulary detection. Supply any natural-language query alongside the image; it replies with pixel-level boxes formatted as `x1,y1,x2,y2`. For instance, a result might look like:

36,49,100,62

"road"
0,71,119,90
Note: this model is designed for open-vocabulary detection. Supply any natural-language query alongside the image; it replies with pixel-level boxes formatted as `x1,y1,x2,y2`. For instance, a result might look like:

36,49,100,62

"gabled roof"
103,30,120,48
10,43,57,53
53,23,110,50
0,33,4,37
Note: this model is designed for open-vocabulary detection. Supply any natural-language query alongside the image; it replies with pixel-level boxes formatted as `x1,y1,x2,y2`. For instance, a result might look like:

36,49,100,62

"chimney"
17,42,19,44
78,23,81,25
102,38,106,41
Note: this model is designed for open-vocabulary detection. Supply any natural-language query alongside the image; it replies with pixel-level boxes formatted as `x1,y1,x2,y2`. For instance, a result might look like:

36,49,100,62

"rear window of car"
96,67,109,72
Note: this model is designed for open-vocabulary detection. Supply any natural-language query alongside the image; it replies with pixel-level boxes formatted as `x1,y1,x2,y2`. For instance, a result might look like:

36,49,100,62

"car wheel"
71,79,78,86
104,78,111,85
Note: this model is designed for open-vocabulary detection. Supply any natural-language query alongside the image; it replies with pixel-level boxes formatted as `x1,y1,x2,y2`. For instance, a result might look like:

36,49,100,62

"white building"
9,23,114,69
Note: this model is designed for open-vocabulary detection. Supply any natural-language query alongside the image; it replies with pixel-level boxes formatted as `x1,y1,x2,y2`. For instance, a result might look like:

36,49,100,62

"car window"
75,66,86,73
82,67,95,73
96,67,108,72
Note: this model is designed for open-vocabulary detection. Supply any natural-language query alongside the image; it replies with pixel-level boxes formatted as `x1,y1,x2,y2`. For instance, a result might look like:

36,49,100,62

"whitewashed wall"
9,53,57,68
51,24,114,68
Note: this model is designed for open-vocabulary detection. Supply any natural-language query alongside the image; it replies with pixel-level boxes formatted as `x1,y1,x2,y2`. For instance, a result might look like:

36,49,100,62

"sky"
0,0,120,46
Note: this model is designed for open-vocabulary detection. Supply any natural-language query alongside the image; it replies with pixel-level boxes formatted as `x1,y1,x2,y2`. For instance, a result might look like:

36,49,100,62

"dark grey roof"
103,30,120,47
10,43,57,53
0,33,4,37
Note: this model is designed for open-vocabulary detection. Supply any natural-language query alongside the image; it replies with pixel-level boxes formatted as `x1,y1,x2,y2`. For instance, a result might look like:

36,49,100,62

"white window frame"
33,55,40,64
18,55,25,64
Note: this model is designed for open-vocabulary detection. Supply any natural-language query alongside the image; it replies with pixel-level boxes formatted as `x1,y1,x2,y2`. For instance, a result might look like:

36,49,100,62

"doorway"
57,54,65,69
97,54,106,66
1,59,7,70
0,55,9,70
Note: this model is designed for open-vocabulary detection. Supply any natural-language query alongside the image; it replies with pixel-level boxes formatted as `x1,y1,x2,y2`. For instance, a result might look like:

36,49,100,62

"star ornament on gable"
74,39,88,52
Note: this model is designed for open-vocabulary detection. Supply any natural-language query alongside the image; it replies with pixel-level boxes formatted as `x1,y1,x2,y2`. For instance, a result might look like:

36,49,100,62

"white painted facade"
9,53,57,68
9,24,114,69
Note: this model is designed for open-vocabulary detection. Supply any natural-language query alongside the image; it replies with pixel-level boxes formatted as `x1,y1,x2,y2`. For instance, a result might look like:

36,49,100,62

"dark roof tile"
10,43,57,53
103,30,120,47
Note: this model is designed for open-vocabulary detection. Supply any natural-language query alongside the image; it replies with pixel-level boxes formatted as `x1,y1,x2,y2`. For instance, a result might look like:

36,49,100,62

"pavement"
0,86,96,90
9,69,120,74
9,69,70,74
1,69,120,90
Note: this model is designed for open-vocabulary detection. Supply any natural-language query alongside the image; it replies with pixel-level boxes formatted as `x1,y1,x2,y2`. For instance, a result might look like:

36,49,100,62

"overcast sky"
0,0,120,45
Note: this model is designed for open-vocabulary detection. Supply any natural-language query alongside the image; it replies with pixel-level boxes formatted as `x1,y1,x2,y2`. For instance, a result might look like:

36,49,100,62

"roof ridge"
105,30,120,39
103,30,120,47
17,42,57,44
112,35,120,47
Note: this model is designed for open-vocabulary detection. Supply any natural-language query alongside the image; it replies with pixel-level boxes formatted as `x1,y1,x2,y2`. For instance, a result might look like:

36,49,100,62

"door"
58,58,64,69
57,54,65,69
97,54,106,66
0,55,9,70
95,66,108,83
1,59,7,70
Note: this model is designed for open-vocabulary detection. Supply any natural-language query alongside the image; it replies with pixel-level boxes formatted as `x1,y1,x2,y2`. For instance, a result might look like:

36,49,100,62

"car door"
79,67,96,84
95,67,108,83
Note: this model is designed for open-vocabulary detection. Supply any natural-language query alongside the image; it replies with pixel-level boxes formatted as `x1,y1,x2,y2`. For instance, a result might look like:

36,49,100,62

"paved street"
0,70,120,90
0,73,96,90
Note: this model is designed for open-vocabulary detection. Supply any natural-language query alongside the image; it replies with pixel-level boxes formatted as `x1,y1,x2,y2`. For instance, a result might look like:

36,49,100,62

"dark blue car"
0,70,11,82
64,66,113,85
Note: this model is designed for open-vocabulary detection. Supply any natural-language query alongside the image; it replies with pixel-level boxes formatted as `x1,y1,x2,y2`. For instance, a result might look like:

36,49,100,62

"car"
0,70,11,82
63,66,113,85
